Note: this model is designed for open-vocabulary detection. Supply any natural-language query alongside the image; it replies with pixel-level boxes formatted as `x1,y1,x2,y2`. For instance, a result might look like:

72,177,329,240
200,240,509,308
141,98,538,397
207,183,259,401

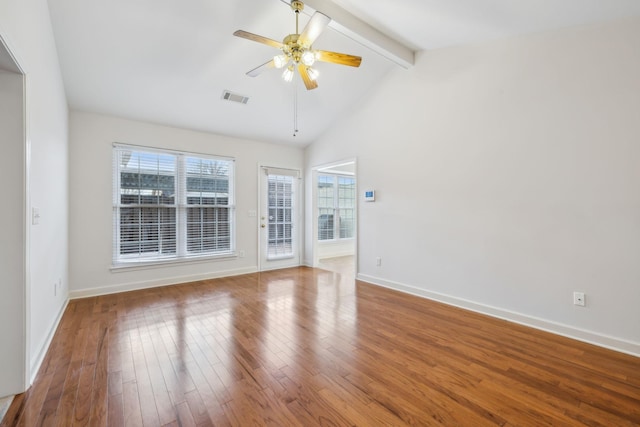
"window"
113,144,234,265
317,174,355,241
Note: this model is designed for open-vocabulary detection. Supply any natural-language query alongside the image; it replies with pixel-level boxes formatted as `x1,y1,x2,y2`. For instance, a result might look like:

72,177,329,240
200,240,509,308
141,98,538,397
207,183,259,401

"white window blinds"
267,174,295,259
113,144,235,265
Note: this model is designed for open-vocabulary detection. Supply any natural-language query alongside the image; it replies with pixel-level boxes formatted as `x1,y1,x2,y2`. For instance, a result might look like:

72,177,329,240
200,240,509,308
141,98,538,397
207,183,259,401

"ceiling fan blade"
316,50,362,67
298,64,318,90
298,12,331,47
247,60,275,77
233,30,284,49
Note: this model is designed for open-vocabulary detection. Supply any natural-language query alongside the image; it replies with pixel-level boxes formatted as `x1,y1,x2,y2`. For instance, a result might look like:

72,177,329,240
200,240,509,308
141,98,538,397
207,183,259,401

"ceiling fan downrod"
291,1,304,34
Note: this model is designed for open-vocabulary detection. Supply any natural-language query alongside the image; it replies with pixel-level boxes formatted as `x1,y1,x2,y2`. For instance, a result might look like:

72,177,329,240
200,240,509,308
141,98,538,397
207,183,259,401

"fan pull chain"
293,76,299,137
293,1,300,137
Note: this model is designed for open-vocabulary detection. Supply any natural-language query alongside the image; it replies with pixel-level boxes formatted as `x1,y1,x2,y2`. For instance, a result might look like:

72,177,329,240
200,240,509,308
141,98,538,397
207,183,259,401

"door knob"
261,224,266,228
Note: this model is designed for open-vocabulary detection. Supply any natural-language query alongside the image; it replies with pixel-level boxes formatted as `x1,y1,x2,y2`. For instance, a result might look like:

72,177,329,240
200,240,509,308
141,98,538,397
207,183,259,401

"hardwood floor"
317,255,355,277
2,267,639,426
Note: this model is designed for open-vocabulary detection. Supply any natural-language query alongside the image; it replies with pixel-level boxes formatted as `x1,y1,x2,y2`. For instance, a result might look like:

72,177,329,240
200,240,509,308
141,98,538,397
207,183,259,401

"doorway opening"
313,160,356,278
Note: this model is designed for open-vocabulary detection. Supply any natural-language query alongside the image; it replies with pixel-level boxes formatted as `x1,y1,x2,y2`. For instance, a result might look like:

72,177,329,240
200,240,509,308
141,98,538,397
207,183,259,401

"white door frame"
0,31,31,394
257,165,302,271
310,158,357,273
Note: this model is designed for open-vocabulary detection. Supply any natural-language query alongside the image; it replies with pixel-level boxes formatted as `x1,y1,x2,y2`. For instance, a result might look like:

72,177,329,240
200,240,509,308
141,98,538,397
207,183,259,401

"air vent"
221,90,249,104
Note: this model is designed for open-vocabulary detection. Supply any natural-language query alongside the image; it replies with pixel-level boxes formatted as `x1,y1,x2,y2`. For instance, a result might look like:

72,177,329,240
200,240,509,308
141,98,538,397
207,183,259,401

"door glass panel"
267,174,294,259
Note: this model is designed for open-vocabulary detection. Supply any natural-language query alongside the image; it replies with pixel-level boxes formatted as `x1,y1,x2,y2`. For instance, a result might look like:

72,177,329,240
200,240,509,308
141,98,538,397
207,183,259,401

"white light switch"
248,210,257,217
32,207,41,225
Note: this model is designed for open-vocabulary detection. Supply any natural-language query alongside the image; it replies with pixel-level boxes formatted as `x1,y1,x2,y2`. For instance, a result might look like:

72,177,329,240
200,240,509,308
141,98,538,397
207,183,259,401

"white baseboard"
30,298,69,385
357,273,640,358
319,251,356,260
70,266,258,299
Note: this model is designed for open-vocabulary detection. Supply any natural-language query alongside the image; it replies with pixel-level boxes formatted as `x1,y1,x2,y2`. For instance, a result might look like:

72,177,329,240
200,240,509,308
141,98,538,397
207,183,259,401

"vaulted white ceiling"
47,0,640,146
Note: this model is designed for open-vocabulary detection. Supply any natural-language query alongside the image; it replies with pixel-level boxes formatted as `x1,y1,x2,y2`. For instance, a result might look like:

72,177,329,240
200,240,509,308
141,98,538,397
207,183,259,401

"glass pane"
267,175,294,259
318,209,334,240
339,208,354,239
318,175,334,209
338,176,355,209
338,177,355,239
119,206,176,256
186,157,231,206
187,207,231,254
119,151,176,205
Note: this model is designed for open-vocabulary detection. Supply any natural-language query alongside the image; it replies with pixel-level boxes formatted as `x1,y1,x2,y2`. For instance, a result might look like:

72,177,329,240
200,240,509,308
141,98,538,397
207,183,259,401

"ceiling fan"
233,0,362,90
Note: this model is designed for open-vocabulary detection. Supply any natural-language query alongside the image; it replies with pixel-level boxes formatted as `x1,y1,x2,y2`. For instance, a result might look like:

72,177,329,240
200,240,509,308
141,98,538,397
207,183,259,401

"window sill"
318,238,355,245
111,252,237,272
266,254,295,261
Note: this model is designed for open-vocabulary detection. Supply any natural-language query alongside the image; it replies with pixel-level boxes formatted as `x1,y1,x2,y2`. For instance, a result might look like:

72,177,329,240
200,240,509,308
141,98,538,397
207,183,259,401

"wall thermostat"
364,190,375,202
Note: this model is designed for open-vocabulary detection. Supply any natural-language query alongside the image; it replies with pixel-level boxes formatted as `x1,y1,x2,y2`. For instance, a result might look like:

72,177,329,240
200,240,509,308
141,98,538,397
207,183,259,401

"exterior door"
259,167,300,271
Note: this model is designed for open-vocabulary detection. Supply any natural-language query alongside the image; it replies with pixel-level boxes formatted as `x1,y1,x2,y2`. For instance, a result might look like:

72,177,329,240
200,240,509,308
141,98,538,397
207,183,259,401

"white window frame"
112,143,235,267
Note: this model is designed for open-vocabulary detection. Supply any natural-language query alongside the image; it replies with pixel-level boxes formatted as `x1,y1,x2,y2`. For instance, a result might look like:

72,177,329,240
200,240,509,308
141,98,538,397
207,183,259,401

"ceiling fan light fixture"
300,50,316,66
233,0,362,91
307,67,319,81
273,54,288,69
282,65,295,82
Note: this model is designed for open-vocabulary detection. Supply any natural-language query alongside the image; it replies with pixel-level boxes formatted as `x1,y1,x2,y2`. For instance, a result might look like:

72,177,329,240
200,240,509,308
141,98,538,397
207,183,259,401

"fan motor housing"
283,34,305,62
291,1,304,13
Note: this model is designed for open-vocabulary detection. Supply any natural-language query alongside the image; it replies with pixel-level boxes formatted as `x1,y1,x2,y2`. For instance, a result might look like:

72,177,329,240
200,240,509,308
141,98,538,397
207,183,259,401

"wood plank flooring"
318,255,355,277
2,266,639,426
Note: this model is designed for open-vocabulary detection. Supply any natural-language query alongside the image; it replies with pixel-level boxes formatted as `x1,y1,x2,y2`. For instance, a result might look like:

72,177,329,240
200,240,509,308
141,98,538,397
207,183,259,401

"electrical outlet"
376,257,382,267
54,282,57,296
573,291,585,307
239,250,245,258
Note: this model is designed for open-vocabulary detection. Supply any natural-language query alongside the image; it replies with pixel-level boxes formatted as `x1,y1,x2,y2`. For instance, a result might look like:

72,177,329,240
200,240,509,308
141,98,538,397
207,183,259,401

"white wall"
305,17,640,356
69,112,303,296
0,66,26,397
0,0,69,384
318,240,355,259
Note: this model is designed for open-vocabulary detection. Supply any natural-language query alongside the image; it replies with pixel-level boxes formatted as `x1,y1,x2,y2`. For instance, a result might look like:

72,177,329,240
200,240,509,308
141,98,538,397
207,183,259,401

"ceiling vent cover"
222,90,249,104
